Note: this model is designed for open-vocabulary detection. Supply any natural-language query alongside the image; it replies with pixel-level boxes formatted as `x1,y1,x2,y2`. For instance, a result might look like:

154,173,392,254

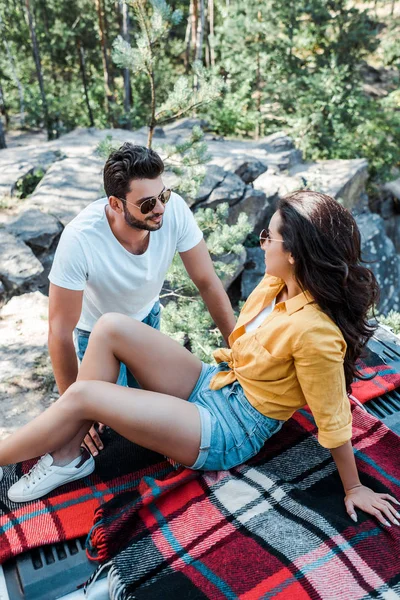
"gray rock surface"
0,291,57,438
356,212,400,313
0,147,59,199
25,156,104,226
290,159,369,209
202,171,246,209
241,247,265,299
218,156,268,183
6,209,63,251
0,229,44,291
228,187,277,232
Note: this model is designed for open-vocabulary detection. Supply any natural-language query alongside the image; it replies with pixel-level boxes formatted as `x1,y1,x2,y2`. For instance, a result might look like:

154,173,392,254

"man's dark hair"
103,143,164,200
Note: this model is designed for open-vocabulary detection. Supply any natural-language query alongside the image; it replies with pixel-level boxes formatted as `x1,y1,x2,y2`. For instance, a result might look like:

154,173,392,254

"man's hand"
345,484,400,527
82,423,105,456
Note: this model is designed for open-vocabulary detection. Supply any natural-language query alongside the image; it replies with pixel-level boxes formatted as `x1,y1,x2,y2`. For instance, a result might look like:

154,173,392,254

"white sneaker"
7,448,95,503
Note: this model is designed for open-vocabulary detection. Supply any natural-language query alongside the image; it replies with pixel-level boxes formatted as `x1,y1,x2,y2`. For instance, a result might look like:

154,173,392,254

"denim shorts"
186,362,284,471
74,301,161,388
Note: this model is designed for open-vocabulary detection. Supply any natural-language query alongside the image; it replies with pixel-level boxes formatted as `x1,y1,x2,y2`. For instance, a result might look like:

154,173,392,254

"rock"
25,156,104,226
383,177,400,201
355,213,400,314
264,149,303,171
218,156,268,184
228,187,277,231
201,171,246,209
0,280,5,301
241,247,265,299
163,117,208,133
256,132,295,153
0,147,58,200
253,171,302,198
290,159,369,210
193,165,227,204
6,209,63,251
0,229,44,291
219,247,247,291
0,291,55,438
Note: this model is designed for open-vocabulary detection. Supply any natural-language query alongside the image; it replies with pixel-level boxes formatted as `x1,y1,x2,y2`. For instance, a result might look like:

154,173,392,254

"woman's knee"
92,312,134,340
58,380,93,416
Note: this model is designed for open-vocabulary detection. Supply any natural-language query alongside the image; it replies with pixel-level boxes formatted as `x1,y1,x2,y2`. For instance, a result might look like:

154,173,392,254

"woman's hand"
345,484,400,527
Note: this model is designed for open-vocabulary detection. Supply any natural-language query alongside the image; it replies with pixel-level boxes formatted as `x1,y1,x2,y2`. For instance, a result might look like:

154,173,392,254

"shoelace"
22,457,51,489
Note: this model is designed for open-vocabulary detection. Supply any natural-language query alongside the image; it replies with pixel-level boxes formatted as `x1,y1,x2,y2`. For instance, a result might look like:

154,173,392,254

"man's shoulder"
64,198,108,235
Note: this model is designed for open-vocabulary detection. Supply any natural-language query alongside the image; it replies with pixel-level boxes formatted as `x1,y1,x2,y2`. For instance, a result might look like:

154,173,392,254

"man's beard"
123,203,163,231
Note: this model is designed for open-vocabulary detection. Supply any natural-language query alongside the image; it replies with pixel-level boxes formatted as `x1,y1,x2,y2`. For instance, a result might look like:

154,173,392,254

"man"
6,142,235,502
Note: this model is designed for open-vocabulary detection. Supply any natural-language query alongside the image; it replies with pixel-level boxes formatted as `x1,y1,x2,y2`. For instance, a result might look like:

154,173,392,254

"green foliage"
161,203,252,362
15,167,45,199
378,311,400,335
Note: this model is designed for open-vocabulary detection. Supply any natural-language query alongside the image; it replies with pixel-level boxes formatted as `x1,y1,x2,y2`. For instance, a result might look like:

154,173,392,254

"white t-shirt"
49,193,203,331
245,298,276,332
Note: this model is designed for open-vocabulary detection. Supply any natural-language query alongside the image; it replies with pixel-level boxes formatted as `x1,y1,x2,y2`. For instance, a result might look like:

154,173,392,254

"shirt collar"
284,290,314,315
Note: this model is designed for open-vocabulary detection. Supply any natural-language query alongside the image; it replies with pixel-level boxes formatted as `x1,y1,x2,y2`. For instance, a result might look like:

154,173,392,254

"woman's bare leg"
78,313,203,399
0,381,201,467
0,313,204,467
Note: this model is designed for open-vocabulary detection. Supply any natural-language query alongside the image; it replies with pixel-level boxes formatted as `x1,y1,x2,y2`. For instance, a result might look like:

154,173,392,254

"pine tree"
112,0,223,147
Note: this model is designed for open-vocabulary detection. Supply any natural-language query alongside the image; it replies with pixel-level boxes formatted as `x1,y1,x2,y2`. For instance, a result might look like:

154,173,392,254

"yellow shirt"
211,274,352,449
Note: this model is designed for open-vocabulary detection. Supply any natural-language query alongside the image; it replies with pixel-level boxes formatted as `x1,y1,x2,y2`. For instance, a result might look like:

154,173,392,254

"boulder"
25,156,104,226
256,132,295,153
6,209,63,251
0,229,44,292
241,247,265,299
200,171,246,209
356,213,400,314
217,156,268,184
383,177,400,201
191,165,226,205
228,187,277,231
290,159,368,210
0,146,58,200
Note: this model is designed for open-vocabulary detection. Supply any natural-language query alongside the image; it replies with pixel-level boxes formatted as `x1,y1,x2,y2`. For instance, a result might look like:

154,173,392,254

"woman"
1,190,399,526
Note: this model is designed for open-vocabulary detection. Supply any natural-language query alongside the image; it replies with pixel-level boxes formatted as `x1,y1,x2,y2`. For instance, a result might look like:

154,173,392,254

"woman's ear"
288,254,295,265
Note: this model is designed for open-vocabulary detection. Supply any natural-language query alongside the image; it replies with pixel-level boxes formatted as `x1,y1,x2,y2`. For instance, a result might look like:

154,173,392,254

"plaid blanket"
351,338,400,403
86,406,400,600
0,429,173,564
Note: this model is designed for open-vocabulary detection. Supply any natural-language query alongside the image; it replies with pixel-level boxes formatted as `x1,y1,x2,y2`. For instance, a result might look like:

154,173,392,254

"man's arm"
179,240,236,345
48,283,83,395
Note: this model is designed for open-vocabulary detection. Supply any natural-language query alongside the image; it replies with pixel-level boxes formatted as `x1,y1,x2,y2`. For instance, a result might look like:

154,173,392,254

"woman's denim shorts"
186,362,284,471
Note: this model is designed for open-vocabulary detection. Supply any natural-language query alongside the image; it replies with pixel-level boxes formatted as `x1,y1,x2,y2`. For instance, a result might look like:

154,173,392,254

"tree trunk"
0,14,25,126
0,82,10,127
0,118,6,149
94,0,115,122
195,0,205,63
207,0,215,67
120,0,131,119
77,38,95,127
184,6,192,73
25,0,52,139
191,0,198,63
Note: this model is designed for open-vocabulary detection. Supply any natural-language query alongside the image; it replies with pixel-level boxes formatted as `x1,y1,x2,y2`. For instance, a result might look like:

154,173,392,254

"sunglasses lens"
141,198,156,214
259,229,267,246
161,189,171,204
141,189,172,214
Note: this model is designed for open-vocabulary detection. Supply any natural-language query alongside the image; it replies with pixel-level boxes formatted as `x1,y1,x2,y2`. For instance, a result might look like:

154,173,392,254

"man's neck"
105,205,150,254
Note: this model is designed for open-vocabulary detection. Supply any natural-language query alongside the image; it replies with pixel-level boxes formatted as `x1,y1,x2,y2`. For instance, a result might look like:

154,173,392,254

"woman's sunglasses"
121,188,172,215
259,229,285,246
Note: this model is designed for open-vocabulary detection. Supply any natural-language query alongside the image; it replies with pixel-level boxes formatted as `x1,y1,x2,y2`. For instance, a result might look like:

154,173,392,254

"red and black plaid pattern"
0,430,174,564
351,360,400,403
87,406,400,600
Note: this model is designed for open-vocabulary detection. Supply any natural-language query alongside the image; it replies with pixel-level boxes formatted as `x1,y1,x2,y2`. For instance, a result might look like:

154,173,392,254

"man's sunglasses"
120,188,172,215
